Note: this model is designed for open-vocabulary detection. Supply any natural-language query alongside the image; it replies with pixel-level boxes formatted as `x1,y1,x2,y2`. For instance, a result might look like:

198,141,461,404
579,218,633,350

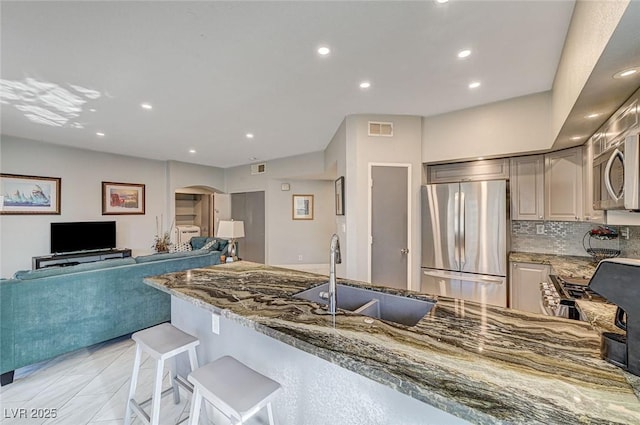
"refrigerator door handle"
459,191,466,268
454,191,460,268
422,269,504,284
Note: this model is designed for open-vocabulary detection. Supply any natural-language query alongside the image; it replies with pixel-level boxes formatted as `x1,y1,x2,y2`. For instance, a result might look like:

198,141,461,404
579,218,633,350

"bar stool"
124,323,200,425
187,356,281,425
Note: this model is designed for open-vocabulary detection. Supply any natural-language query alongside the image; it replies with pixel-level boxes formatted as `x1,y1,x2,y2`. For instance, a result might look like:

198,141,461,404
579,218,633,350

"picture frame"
335,176,345,215
292,194,314,220
0,173,61,215
102,181,145,215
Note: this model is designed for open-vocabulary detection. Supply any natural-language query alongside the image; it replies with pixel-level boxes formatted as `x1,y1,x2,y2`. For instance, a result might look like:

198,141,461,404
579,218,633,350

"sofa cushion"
189,237,210,250
201,239,219,250
170,242,192,253
135,250,207,263
13,257,137,280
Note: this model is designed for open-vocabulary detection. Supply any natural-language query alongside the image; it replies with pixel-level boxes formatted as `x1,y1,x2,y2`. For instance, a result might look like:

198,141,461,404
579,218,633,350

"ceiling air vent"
368,121,393,137
250,162,266,175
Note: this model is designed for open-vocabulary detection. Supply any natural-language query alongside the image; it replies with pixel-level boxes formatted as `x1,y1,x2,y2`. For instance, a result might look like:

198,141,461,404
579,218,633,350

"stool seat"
133,323,200,360
188,356,281,425
125,323,200,425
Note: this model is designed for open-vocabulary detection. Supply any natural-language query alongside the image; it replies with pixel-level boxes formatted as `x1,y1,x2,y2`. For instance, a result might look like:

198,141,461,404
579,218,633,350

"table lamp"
217,220,245,261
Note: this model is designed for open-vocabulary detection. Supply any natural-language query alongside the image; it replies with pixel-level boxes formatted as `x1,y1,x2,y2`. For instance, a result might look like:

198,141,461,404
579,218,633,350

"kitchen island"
144,261,640,425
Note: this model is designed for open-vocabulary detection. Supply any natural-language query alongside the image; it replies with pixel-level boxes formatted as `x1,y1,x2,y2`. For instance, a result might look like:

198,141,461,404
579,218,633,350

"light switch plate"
536,224,545,235
211,312,220,334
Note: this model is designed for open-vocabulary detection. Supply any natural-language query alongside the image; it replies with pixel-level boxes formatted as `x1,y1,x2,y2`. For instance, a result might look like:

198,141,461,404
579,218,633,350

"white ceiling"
1,1,576,168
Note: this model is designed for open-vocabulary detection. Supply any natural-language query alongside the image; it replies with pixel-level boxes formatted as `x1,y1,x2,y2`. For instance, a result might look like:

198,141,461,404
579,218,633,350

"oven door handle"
604,148,624,202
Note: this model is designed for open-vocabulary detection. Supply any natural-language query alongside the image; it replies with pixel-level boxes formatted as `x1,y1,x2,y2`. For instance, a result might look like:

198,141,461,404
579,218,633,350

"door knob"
400,248,409,254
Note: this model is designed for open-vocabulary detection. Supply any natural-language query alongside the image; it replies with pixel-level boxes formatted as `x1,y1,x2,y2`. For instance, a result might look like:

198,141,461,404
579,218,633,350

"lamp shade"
217,220,245,239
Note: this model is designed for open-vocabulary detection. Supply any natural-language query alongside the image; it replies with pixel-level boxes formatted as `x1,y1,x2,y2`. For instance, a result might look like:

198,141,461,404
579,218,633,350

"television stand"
32,248,132,270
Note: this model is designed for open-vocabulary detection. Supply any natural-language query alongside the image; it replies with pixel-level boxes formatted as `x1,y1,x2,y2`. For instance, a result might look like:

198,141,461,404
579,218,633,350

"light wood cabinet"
544,147,583,221
582,139,605,223
510,155,544,221
510,262,550,313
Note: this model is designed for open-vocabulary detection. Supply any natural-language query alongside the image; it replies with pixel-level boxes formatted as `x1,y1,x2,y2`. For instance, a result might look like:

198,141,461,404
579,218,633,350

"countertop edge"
144,278,501,425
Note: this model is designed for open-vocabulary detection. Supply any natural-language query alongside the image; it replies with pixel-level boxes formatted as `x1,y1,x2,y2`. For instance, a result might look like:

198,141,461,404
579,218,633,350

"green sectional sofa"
0,244,227,385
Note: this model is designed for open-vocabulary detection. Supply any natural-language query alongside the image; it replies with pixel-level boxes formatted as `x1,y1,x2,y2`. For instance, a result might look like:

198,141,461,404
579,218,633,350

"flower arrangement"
153,215,174,253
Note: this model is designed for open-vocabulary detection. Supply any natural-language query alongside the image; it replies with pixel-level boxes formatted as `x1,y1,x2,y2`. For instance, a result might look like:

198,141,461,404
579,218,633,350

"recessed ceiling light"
189,149,196,154
477,157,484,160
96,132,105,137
435,0,449,3
586,113,600,119
457,49,471,59
141,103,153,110
246,133,254,139
317,46,331,56
613,67,639,79
468,81,481,89
249,157,257,161
89,108,96,112
359,81,371,89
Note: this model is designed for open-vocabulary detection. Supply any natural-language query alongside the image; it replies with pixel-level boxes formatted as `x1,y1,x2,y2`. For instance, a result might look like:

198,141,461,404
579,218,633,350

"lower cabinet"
509,262,550,314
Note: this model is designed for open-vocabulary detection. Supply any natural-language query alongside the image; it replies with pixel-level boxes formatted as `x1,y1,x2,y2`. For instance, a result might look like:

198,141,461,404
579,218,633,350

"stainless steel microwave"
593,134,640,210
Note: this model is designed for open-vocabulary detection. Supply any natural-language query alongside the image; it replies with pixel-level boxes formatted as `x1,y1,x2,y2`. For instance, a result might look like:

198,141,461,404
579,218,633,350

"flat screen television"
50,221,116,254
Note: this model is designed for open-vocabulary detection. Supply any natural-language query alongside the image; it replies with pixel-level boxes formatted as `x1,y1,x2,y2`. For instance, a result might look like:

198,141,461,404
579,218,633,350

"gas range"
541,275,608,320
550,275,608,303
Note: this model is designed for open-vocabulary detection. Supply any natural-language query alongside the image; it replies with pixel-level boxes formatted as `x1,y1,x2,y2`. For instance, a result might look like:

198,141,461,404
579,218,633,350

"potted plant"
153,215,173,253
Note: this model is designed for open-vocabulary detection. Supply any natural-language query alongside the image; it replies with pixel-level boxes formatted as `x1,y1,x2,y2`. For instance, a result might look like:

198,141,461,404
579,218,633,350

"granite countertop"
144,261,640,425
508,252,597,279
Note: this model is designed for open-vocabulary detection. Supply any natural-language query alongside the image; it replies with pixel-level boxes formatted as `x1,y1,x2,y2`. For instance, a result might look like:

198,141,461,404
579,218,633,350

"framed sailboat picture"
0,173,61,215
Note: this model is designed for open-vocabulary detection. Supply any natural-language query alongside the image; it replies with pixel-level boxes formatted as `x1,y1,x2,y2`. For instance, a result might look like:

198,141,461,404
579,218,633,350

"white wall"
346,115,423,290
225,151,334,265
551,0,629,141
324,119,348,277
267,179,334,265
0,135,225,277
421,92,553,164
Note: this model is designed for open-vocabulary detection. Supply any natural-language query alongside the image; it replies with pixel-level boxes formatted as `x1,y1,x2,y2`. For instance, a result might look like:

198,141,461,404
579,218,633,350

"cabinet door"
428,158,509,184
510,262,550,313
510,155,544,221
582,139,605,223
545,147,583,221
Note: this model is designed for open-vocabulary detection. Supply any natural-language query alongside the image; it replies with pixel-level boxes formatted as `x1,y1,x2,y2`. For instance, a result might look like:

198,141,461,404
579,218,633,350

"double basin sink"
294,283,435,326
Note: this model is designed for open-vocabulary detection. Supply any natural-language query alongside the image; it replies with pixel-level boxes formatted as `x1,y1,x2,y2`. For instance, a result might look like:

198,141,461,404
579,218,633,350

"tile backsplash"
511,221,640,259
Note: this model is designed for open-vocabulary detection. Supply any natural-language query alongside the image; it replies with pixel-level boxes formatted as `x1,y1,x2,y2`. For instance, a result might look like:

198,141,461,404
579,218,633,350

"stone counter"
508,251,597,279
144,261,640,425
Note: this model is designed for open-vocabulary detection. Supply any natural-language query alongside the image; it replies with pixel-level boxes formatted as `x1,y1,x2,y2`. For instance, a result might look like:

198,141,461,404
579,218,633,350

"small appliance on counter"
588,258,640,376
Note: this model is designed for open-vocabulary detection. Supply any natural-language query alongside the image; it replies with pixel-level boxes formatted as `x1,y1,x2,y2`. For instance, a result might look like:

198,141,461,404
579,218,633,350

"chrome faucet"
328,233,342,315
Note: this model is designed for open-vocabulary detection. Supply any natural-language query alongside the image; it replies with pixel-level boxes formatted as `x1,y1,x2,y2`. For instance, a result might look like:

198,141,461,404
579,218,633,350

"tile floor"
0,336,252,425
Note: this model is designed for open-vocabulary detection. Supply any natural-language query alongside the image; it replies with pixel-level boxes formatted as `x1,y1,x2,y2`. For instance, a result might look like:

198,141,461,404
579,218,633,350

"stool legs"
150,358,165,425
267,402,275,425
124,345,142,425
187,387,202,425
170,356,181,404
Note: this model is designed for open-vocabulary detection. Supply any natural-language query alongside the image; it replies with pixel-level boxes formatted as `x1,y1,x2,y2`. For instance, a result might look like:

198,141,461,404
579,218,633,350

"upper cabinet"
510,155,544,221
427,158,509,184
582,138,605,223
545,147,583,221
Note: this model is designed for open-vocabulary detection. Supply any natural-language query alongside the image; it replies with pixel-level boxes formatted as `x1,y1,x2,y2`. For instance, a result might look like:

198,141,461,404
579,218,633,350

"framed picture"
102,182,145,215
292,194,314,220
335,176,345,215
0,173,61,215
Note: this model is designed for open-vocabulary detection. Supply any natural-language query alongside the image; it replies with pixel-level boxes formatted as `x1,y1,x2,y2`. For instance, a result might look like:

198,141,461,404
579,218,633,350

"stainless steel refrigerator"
421,180,507,307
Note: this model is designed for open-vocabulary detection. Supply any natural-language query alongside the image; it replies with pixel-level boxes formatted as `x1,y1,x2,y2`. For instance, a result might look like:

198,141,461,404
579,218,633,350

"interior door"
231,191,265,263
371,166,408,289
